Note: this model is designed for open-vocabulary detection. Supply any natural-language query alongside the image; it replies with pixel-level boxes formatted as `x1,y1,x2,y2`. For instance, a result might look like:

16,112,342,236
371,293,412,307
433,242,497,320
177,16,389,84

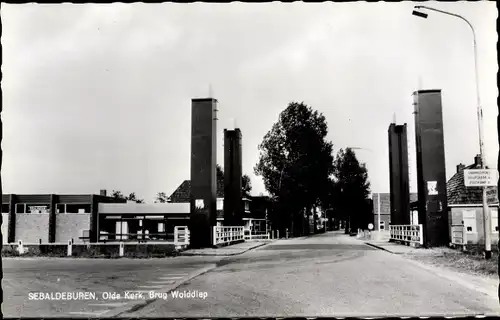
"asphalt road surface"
3,255,221,318
3,231,499,318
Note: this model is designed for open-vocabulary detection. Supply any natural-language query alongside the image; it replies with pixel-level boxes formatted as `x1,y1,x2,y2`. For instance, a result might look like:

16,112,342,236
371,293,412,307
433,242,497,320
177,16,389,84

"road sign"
464,169,498,187
368,223,374,231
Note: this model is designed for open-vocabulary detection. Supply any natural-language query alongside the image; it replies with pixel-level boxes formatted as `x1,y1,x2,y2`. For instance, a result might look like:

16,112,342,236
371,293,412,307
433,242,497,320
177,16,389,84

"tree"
242,175,252,198
333,148,371,234
216,164,253,198
155,192,168,203
111,190,144,203
254,101,334,236
111,190,125,200
127,192,145,204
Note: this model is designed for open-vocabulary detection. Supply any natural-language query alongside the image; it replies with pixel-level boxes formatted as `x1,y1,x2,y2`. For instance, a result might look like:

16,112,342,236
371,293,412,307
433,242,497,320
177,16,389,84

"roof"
447,163,498,205
413,89,441,94
168,179,225,203
99,203,190,214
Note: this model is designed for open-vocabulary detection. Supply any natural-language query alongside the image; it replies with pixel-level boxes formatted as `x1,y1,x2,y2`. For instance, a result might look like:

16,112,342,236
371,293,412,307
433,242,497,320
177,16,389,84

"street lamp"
412,6,491,259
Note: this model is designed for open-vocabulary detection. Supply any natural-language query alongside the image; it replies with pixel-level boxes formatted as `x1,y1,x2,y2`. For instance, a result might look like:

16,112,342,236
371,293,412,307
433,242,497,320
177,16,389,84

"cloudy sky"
2,2,497,202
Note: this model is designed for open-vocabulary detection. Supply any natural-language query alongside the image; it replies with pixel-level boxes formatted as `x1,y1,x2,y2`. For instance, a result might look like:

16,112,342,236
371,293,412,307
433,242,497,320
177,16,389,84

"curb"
107,264,218,318
365,242,397,254
180,242,271,256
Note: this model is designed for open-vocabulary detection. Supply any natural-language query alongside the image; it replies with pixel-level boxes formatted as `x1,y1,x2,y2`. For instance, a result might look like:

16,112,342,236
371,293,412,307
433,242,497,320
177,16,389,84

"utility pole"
413,5,491,259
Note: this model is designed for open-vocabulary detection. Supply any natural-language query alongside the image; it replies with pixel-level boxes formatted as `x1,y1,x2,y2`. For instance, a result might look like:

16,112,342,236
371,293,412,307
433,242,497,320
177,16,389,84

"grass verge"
402,245,498,277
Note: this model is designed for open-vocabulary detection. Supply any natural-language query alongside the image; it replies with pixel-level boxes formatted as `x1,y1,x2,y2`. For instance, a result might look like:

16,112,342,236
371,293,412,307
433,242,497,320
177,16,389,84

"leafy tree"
216,164,224,181
333,148,371,233
254,102,334,236
111,190,125,200
216,164,253,197
127,192,145,204
242,175,252,198
155,192,168,203
111,190,144,203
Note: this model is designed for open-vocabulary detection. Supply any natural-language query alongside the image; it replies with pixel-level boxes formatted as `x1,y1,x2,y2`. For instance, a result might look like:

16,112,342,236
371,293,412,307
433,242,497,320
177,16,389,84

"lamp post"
412,6,491,259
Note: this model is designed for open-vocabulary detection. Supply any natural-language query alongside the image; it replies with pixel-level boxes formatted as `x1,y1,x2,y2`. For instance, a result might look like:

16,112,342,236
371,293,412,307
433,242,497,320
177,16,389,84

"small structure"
372,192,417,231
447,156,499,245
97,203,190,242
169,181,268,234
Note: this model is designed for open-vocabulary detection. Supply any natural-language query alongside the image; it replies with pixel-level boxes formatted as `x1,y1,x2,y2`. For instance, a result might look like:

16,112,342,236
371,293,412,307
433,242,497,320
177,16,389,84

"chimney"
100,189,107,196
474,154,482,167
456,164,465,173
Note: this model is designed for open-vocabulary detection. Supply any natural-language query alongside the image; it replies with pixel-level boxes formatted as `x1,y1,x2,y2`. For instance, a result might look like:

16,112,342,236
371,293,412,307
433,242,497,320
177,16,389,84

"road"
2,255,222,317
3,231,499,317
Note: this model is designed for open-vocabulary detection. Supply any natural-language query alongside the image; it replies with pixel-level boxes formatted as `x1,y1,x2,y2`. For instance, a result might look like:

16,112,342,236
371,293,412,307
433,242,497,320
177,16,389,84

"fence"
389,224,424,246
213,226,244,246
244,229,270,241
450,224,467,250
174,226,190,248
8,226,191,257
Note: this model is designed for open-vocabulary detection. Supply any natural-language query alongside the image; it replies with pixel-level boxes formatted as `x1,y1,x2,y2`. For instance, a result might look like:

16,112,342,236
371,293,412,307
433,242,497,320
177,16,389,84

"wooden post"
67,240,72,257
462,222,467,252
119,242,124,257
17,240,24,255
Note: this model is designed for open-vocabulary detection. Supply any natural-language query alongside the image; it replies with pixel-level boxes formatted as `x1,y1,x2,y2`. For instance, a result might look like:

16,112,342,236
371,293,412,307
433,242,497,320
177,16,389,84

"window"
2,203,9,214
16,204,50,214
16,204,26,213
491,208,498,233
379,221,385,230
216,198,223,211
56,204,65,214
158,223,165,233
244,201,250,211
463,210,477,234
65,204,91,214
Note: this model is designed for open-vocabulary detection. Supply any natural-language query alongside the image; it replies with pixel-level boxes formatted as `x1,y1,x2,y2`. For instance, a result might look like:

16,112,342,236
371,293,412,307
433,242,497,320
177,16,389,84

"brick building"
168,179,267,233
447,155,499,245
1,190,124,244
372,192,418,231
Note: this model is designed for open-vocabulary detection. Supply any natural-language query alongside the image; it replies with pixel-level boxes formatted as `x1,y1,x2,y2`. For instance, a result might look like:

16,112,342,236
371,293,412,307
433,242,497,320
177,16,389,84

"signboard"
427,181,438,195
195,199,205,209
29,206,48,213
464,169,498,187
368,223,374,231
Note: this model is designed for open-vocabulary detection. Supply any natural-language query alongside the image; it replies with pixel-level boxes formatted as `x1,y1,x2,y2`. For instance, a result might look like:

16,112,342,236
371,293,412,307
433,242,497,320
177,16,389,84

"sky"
1,2,498,203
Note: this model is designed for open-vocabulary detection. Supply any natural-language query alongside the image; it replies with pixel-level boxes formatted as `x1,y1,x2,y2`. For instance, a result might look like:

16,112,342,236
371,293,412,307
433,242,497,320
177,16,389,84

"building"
372,192,418,231
413,89,449,247
190,98,218,248
447,155,499,245
1,190,194,244
1,190,125,244
168,180,265,232
97,202,190,242
223,127,243,226
388,123,411,225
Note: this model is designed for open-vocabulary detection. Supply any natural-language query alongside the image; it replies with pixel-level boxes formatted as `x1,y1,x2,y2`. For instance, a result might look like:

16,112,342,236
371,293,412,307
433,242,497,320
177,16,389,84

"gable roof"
168,179,225,203
447,163,498,205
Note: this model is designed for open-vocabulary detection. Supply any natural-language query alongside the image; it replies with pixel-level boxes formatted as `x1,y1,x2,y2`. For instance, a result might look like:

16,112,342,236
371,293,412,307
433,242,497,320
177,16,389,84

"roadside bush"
2,243,182,259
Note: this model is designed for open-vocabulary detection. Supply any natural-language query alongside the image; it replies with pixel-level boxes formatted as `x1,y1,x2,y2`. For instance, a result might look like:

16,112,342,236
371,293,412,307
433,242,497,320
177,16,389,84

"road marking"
88,302,129,308
149,280,176,284
138,285,164,289
69,311,108,316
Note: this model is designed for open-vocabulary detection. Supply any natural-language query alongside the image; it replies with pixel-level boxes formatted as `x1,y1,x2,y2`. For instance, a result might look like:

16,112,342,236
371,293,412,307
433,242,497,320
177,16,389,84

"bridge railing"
389,224,423,246
450,224,467,251
243,230,270,241
213,226,244,246
174,226,190,248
